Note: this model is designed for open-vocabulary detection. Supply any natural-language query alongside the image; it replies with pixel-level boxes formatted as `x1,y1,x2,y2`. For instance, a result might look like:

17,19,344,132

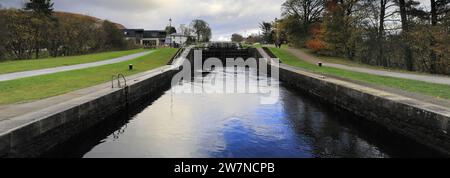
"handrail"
111,74,128,88
167,48,184,65
118,74,127,87
112,75,118,88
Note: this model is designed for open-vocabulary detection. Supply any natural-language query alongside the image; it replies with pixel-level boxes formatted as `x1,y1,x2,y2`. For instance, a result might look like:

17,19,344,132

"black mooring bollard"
129,64,133,70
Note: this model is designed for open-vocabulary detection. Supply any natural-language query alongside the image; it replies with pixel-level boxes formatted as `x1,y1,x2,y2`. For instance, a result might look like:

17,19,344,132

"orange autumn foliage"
306,38,327,51
306,23,327,52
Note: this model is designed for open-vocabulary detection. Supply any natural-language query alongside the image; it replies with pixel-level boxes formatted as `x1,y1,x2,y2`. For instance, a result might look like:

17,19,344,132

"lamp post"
169,18,173,47
274,18,279,47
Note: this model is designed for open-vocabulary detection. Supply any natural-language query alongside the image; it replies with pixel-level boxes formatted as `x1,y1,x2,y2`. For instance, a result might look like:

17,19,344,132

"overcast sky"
1,0,433,41
0,0,283,41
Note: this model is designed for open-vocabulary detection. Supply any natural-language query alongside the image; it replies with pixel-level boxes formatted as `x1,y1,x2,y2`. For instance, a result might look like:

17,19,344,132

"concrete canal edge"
275,61,450,156
0,66,180,158
0,46,193,158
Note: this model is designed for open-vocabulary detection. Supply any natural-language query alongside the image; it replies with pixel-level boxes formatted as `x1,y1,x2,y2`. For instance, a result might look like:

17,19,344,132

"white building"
165,33,192,46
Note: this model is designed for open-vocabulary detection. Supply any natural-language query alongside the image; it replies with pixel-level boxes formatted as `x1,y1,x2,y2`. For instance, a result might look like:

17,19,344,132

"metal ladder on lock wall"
112,74,130,104
111,74,127,88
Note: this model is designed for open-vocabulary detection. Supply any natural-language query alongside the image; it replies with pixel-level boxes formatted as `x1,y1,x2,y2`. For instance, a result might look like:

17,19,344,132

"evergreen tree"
165,26,177,35
396,0,425,71
24,0,54,16
260,22,274,44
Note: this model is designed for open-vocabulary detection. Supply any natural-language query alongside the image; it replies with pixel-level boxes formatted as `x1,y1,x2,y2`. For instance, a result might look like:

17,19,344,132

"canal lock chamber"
42,44,446,158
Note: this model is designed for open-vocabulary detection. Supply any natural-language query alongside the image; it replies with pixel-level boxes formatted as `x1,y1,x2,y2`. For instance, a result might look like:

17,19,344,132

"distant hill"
54,11,126,29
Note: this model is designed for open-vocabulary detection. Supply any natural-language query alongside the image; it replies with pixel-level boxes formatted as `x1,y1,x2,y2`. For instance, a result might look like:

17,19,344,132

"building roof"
143,30,166,38
123,29,167,39
123,29,144,37
206,42,242,49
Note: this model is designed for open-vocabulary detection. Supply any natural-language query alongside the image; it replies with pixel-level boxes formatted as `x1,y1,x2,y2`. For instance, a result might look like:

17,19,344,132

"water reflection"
47,67,438,158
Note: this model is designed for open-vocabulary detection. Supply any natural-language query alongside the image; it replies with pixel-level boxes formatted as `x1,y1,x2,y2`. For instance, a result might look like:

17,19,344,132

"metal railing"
167,48,185,65
111,74,128,88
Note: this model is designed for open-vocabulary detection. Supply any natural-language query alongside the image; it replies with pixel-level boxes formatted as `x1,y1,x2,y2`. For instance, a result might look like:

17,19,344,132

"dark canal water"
47,67,438,158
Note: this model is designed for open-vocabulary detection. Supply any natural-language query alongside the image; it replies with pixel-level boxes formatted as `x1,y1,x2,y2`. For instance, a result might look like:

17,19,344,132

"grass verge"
297,47,437,76
0,48,177,105
253,43,262,48
0,48,148,74
269,47,450,100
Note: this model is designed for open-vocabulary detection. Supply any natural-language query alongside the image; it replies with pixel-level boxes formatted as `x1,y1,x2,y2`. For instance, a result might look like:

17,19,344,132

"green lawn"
298,48,436,76
0,48,177,105
269,47,450,100
253,43,262,48
0,48,148,74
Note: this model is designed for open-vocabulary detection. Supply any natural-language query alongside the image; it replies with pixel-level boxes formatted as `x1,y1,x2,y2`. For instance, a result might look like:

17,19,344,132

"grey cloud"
1,0,283,41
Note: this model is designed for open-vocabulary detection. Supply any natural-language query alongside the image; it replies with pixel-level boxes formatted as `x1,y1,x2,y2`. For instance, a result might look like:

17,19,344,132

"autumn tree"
103,20,126,50
1,7,136,60
0,9,6,60
46,18,61,57
24,0,54,59
278,0,449,74
322,0,363,60
1,10,36,59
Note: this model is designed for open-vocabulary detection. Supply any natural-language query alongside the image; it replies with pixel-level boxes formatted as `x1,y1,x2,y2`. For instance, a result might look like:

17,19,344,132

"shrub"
306,38,327,52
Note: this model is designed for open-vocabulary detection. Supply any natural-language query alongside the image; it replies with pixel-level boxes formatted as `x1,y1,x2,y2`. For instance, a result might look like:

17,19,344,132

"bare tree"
376,0,397,67
282,0,325,30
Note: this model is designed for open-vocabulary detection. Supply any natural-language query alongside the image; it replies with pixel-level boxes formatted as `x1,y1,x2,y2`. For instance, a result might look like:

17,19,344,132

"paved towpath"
257,47,450,108
283,47,450,85
0,51,154,82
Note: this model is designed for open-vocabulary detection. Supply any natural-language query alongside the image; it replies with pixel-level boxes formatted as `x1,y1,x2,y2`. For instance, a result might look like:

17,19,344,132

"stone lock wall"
277,65,450,155
0,68,179,158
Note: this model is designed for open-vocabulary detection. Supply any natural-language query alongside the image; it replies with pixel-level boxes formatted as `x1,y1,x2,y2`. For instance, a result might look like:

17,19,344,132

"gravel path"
283,47,450,85
0,51,154,82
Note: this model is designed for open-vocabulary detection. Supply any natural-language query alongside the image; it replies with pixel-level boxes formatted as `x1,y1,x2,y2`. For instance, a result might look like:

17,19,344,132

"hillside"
54,11,126,29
